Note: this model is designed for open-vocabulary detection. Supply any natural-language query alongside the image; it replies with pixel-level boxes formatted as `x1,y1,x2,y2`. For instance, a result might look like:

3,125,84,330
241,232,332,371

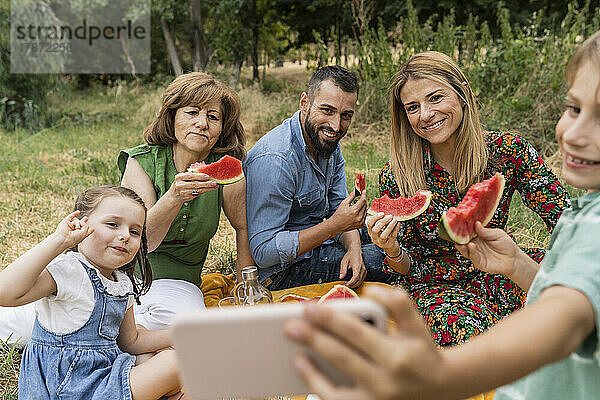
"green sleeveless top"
118,144,223,285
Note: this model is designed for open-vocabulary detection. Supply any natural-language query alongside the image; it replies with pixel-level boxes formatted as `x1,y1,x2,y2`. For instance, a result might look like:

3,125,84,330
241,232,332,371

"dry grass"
0,63,570,398
0,339,20,399
0,64,309,398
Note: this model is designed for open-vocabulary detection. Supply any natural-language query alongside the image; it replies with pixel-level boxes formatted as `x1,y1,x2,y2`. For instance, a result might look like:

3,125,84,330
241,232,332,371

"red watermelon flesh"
317,285,359,303
188,155,244,185
280,294,310,302
354,173,366,197
367,190,432,221
438,173,505,244
280,294,320,303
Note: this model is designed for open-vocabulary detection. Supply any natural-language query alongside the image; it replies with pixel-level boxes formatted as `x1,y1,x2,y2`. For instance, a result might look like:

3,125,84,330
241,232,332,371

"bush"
0,1,59,131
352,0,600,154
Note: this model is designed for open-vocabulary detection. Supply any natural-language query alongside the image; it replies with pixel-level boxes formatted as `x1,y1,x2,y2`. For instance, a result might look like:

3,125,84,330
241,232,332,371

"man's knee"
361,243,385,268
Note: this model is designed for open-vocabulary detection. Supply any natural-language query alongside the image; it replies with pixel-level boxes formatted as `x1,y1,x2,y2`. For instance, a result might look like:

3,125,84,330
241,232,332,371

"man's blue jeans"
264,228,393,291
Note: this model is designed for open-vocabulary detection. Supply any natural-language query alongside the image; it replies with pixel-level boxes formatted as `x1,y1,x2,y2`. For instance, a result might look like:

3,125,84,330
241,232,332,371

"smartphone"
170,298,387,399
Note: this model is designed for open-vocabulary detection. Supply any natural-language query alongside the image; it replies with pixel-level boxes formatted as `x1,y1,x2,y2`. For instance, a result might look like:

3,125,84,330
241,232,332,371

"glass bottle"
233,266,273,306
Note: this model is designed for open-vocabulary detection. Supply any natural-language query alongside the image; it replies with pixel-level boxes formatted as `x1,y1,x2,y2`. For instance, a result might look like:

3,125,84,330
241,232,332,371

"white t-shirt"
35,251,134,334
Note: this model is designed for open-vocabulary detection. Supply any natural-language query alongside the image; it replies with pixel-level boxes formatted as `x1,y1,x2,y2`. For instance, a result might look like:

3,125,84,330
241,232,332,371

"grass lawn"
0,64,574,398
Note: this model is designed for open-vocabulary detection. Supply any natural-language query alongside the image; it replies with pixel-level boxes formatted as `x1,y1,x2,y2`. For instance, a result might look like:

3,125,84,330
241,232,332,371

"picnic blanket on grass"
199,273,495,400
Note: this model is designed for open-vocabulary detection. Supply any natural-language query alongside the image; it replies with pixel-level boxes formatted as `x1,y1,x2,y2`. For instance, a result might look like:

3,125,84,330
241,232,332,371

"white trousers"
0,279,206,348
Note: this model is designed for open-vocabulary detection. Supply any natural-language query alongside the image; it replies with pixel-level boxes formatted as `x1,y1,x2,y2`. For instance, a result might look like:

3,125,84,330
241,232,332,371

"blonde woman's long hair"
389,51,488,196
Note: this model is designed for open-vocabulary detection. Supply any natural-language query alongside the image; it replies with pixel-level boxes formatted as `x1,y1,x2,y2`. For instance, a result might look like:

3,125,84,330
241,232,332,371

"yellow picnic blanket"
199,273,495,400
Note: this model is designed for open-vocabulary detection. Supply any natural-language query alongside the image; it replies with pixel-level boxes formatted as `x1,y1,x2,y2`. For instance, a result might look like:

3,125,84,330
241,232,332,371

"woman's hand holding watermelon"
167,171,218,203
366,213,401,251
455,222,540,291
366,213,406,273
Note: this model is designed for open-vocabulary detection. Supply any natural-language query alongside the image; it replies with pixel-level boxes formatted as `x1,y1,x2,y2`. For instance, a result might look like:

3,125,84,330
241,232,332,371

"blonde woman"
366,51,570,346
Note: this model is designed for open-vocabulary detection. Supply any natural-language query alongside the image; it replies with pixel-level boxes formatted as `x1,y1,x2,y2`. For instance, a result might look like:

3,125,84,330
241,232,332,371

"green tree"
275,0,354,65
1,0,59,130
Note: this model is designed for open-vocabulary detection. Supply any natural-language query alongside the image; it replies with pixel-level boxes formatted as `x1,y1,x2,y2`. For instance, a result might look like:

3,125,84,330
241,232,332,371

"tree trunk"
160,17,183,77
229,59,243,88
190,0,209,71
249,0,259,81
335,13,341,65
119,36,141,91
251,34,259,81
262,51,267,82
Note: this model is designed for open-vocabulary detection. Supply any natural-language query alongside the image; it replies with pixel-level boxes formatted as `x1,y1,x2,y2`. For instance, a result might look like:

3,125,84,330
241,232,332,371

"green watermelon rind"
438,173,506,244
212,175,244,185
437,219,454,242
188,155,244,185
367,190,432,221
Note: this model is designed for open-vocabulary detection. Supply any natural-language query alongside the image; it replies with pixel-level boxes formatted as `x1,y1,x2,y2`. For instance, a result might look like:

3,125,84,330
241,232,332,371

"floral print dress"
379,132,571,346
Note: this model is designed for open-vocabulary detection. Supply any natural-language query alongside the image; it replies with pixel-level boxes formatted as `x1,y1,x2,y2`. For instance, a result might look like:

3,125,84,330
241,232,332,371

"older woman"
118,72,253,329
0,73,253,347
367,51,571,346
0,72,252,346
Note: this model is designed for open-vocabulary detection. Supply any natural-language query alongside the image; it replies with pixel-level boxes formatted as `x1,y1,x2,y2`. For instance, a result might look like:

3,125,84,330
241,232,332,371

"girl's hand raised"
54,211,94,249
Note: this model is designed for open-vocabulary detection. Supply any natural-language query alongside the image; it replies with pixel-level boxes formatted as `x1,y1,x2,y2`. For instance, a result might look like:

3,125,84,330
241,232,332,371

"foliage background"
1,0,599,398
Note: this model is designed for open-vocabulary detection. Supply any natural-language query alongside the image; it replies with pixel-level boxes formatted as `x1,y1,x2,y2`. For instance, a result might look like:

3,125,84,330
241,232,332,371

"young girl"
284,31,600,400
0,186,183,399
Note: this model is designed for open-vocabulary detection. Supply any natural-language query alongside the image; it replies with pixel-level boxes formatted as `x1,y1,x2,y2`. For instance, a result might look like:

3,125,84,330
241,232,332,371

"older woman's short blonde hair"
389,51,487,196
143,72,246,160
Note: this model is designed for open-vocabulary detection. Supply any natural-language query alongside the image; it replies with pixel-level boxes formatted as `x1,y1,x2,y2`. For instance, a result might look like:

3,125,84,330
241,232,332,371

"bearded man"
244,66,391,291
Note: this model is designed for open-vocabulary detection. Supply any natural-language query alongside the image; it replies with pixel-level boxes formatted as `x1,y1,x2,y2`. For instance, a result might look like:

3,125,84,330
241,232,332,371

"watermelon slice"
438,173,505,244
188,155,244,185
317,285,359,303
367,190,432,221
354,173,366,197
280,294,311,302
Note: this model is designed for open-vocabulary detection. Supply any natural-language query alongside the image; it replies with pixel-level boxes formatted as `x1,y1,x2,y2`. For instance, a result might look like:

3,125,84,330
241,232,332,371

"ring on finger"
191,190,199,196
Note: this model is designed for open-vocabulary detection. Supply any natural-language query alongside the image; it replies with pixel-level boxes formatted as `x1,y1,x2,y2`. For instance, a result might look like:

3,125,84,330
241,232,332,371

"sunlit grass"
0,338,20,400
0,63,574,396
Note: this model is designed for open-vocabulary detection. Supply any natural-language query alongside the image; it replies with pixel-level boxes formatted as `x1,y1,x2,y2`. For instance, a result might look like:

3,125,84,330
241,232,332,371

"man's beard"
303,108,347,158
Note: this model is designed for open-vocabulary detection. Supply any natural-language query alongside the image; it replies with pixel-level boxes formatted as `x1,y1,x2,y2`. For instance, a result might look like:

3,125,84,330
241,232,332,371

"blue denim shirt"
244,111,348,282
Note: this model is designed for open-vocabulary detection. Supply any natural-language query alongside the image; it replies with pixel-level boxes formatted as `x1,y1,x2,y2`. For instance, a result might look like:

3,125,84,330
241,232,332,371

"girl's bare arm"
440,285,594,398
117,307,172,355
285,284,595,400
0,212,90,306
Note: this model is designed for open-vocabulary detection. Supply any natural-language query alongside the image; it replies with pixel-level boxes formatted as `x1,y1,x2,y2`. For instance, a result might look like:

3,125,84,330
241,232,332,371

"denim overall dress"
19,261,136,399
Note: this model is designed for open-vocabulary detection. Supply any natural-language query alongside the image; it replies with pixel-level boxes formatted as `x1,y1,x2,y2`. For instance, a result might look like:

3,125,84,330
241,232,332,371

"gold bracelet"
385,248,405,262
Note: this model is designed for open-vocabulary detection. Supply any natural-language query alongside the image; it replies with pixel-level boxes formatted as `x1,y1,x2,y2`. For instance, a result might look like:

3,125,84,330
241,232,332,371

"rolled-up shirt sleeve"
244,153,299,268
